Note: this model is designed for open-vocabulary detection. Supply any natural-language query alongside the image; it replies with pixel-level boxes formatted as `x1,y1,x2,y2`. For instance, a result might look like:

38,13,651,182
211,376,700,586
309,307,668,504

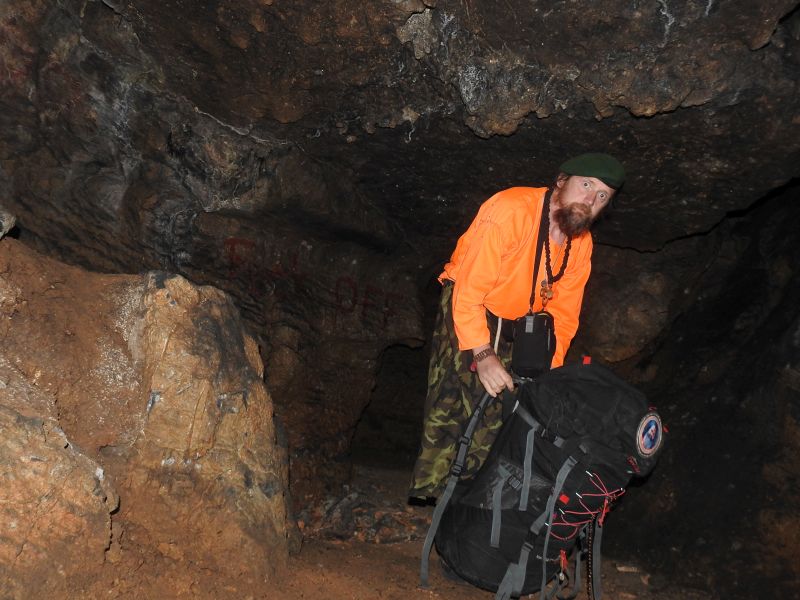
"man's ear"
555,173,568,188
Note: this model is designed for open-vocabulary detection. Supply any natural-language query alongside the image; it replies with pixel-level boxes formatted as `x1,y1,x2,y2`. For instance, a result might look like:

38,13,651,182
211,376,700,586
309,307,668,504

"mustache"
553,203,592,237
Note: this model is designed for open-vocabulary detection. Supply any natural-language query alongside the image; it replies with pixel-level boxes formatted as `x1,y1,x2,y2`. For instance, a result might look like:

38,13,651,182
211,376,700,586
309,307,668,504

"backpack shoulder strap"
514,404,541,510
495,454,581,600
419,391,493,588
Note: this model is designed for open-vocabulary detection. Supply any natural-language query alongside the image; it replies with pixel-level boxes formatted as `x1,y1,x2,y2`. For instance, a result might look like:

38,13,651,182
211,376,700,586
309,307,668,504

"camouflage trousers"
409,281,513,499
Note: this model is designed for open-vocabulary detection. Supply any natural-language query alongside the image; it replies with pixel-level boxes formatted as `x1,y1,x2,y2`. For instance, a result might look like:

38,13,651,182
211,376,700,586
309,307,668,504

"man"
410,153,625,500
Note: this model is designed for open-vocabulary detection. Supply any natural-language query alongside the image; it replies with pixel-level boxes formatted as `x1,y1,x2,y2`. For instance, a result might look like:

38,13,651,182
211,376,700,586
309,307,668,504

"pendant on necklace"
540,279,554,306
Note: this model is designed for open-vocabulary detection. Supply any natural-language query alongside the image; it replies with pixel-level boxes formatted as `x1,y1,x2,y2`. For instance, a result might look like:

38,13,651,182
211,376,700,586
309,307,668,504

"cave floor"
75,462,718,599
282,464,718,600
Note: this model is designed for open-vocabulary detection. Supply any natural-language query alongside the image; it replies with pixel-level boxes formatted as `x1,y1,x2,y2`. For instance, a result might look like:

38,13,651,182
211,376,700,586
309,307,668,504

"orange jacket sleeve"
450,219,508,350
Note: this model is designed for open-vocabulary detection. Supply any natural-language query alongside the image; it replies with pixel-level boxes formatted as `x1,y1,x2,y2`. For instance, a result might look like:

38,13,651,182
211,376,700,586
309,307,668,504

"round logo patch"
636,413,663,457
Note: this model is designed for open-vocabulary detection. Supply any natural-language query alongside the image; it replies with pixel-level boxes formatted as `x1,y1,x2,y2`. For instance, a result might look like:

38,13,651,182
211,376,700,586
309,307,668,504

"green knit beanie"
560,153,626,189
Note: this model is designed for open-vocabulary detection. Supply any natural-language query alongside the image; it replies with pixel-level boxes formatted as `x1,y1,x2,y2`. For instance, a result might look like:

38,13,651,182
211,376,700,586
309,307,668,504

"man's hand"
472,344,515,397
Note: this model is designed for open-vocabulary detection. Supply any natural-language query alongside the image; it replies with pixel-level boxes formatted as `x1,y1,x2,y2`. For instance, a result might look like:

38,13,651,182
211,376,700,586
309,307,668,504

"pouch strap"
528,189,552,309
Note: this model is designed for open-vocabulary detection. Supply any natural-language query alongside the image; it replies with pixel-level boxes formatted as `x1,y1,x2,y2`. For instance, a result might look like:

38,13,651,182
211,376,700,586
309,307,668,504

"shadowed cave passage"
352,344,427,470
2,1,800,598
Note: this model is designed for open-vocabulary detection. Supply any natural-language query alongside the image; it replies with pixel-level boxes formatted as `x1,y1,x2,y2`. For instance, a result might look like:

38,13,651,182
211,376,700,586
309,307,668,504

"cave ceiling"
2,0,799,259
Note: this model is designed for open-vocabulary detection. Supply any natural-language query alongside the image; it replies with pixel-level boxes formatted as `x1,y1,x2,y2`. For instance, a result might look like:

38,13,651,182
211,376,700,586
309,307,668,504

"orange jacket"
440,187,592,367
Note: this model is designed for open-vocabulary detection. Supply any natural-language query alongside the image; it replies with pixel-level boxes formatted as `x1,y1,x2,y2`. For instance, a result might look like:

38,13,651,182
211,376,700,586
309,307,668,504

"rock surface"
0,238,290,594
1,0,799,503
2,0,797,250
0,363,118,600
605,187,800,599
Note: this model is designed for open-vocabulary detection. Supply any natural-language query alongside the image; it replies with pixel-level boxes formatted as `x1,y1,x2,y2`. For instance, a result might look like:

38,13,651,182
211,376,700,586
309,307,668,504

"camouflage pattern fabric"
409,281,513,499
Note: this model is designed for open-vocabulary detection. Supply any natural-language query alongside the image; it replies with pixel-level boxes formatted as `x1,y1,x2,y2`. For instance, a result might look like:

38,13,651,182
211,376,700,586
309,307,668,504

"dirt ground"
273,464,717,600
78,462,718,600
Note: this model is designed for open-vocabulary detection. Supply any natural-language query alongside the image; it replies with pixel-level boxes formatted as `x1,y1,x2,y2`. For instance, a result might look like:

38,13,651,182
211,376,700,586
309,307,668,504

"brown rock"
120,272,290,582
0,239,290,591
0,369,118,599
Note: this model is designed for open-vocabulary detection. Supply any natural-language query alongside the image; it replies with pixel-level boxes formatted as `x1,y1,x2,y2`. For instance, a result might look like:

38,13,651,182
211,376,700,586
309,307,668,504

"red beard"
553,202,592,238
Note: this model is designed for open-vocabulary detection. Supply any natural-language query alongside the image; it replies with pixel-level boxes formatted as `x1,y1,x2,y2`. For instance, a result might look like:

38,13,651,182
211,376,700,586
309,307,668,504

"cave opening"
351,343,426,470
350,271,441,471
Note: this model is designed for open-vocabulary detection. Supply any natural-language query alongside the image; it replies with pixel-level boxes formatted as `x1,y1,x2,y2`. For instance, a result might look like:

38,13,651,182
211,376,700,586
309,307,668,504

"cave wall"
1,0,799,508
597,185,800,598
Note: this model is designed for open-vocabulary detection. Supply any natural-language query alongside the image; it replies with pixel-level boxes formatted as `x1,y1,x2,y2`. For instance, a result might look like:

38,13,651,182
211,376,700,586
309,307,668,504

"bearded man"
410,153,625,500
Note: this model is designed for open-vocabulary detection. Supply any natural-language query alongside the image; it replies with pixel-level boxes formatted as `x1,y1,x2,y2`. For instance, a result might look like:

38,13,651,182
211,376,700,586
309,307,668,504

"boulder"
0,238,290,593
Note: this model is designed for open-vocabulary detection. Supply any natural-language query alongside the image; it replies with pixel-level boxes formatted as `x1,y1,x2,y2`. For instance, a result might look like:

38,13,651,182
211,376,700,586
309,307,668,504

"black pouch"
511,311,556,378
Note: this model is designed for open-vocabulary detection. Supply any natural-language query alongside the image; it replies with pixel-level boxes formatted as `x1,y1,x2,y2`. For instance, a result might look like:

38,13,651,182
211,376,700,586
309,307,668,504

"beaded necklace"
540,195,571,308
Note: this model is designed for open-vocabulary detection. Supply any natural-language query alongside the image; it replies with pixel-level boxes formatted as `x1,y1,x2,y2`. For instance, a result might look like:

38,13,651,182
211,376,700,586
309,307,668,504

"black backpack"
420,362,664,600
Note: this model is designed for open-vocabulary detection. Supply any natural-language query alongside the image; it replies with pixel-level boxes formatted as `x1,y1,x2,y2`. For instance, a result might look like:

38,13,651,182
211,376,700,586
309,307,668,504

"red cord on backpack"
599,499,610,526
550,472,624,541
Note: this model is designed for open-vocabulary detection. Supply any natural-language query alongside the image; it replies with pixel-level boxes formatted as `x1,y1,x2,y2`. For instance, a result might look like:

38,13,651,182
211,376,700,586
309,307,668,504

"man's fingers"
475,358,515,397
481,377,499,397
487,378,512,397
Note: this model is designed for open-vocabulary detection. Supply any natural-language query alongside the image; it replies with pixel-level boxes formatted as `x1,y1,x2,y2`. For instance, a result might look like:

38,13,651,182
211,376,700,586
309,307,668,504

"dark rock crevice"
604,182,800,598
